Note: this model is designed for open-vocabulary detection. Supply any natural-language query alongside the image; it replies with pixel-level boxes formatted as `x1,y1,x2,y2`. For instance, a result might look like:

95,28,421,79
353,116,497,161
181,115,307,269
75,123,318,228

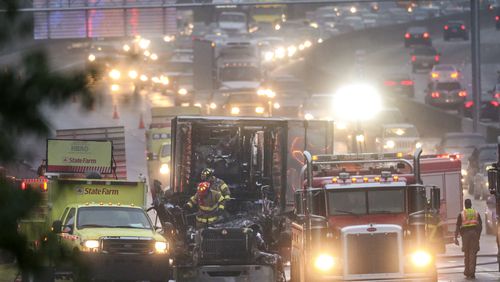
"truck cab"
290,151,442,281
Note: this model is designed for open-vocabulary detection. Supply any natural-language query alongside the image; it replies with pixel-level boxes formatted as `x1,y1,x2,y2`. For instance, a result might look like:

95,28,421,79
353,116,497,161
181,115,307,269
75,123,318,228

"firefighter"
200,168,231,201
454,199,482,279
185,181,226,228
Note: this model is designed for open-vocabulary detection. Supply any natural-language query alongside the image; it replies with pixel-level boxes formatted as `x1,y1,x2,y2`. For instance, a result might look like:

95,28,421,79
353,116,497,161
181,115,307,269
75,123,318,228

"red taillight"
496,16,499,21
434,55,440,62
384,80,397,86
401,80,414,86
405,33,411,39
465,101,474,108
41,180,48,192
431,92,440,98
460,25,466,30
444,25,449,30
21,181,26,190
458,90,467,97
494,93,500,98
411,55,416,62
491,100,500,107
423,32,429,39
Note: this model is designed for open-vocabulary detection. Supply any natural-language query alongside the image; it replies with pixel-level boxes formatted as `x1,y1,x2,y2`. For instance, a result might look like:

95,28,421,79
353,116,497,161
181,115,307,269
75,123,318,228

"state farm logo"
75,187,84,195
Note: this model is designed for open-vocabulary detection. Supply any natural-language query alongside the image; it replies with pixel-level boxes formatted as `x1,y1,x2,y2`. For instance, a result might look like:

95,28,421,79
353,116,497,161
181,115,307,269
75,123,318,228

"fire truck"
290,149,448,281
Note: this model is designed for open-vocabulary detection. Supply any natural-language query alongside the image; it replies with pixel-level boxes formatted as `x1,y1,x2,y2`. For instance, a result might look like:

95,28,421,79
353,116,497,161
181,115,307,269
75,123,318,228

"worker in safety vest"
454,199,482,279
185,181,226,228
200,168,231,201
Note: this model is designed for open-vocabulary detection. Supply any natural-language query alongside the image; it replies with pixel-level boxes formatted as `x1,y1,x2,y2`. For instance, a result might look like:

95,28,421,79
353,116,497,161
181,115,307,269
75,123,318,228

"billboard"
46,139,113,174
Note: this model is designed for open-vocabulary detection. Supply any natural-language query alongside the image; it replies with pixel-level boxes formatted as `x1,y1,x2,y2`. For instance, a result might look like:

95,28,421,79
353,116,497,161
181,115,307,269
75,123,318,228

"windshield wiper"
111,225,149,229
78,224,113,229
332,209,359,215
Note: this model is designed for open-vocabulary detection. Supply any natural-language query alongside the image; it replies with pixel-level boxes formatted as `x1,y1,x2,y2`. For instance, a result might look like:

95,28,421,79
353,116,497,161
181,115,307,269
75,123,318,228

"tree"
0,0,93,278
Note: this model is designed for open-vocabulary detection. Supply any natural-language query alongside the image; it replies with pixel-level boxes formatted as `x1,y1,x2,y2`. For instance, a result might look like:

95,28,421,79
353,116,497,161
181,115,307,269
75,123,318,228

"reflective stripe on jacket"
461,208,479,228
211,178,231,200
187,190,225,212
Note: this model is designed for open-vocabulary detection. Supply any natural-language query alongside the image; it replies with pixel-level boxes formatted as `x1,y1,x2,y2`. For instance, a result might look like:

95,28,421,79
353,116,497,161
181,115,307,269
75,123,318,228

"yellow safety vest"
461,208,479,228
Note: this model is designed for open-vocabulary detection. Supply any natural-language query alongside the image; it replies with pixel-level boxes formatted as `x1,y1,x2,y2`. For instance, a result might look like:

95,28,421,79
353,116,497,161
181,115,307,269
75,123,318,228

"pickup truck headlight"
83,240,100,252
411,250,432,267
314,254,335,272
155,241,168,254
385,140,395,149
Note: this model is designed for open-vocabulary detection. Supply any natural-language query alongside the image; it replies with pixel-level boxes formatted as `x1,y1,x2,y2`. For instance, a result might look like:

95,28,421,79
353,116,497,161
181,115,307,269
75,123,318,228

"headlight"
110,84,120,92
123,44,130,52
273,102,280,109
109,69,121,80
314,254,335,272
140,74,148,82
304,113,314,120
255,107,265,114
304,40,312,48
275,47,286,59
178,88,188,95
209,102,217,109
356,134,365,142
231,107,240,115
264,51,274,62
385,140,395,149
160,164,170,175
87,54,96,62
287,45,297,57
128,70,138,79
461,169,467,176
155,241,168,254
84,240,100,251
411,250,432,267
415,142,422,149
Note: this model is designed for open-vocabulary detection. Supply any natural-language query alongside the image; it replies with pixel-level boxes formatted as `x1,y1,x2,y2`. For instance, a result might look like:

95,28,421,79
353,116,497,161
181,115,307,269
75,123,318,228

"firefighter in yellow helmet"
201,168,231,201
185,181,225,228
454,199,482,279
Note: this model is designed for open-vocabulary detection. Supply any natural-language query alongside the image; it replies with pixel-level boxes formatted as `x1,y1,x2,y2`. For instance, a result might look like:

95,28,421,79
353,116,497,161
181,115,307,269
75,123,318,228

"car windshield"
160,143,171,158
384,126,418,138
77,207,152,229
220,14,246,22
220,66,260,81
444,136,485,147
479,147,497,163
433,65,455,71
328,189,405,215
436,82,461,91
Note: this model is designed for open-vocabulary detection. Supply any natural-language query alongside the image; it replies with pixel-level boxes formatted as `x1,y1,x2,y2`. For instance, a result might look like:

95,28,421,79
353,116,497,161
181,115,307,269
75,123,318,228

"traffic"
1,0,500,281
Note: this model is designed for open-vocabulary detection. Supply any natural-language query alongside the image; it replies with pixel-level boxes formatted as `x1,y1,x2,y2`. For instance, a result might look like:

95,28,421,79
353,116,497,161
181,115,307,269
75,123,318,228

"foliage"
0,0,93,278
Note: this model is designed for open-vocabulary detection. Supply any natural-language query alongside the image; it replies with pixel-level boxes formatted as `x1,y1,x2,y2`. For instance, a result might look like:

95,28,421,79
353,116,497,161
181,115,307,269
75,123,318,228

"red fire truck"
289,150,456,281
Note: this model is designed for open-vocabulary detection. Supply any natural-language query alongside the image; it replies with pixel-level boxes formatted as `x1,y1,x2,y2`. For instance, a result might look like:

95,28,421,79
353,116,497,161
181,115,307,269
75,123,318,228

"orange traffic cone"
112,105,119,119
138,113,145,129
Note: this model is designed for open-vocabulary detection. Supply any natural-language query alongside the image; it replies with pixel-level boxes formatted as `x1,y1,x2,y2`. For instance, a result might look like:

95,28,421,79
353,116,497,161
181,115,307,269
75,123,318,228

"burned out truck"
150,116,334,281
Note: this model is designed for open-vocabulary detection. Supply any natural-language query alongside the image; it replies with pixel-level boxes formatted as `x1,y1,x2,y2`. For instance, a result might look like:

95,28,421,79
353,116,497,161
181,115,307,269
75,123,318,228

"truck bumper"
175,264,276,282
313,273,436,282
80,253,171,281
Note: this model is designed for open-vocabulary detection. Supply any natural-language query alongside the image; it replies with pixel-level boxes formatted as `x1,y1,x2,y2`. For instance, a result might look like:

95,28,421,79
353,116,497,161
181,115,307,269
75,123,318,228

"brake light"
444,25,449,30
494,93,500,98
496,16,499,21
405,33,411,39
458,90,467,97
21,181,26,190
431,72,439,79
411,55,416,62
384,80,397,86
460,25,466,30
431,92,440,98
434,55,440,62
423,32,429,39
41,181,48,192
401,80,414,86
491,100,500,107
450,72,459,79
465,100,474,108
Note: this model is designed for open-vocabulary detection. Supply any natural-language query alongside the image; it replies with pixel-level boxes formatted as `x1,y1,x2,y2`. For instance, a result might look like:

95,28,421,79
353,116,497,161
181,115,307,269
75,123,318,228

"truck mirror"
488,169,497,194
430,187,440,211
51,220,62,233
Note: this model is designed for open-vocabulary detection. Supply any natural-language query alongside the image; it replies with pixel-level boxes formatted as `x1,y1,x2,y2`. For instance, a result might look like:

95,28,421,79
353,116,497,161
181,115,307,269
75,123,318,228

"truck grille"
346,233,399,275
101,237,154,254
395,140,414,151
200,228,253,264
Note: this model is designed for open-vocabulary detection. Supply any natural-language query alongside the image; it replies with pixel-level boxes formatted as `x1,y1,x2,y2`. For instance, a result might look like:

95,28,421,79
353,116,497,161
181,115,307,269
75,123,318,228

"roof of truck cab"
68,203,143,209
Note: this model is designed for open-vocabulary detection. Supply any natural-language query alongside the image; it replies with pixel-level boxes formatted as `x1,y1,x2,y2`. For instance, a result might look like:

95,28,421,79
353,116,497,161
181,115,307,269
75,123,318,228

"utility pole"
471,0,481,132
